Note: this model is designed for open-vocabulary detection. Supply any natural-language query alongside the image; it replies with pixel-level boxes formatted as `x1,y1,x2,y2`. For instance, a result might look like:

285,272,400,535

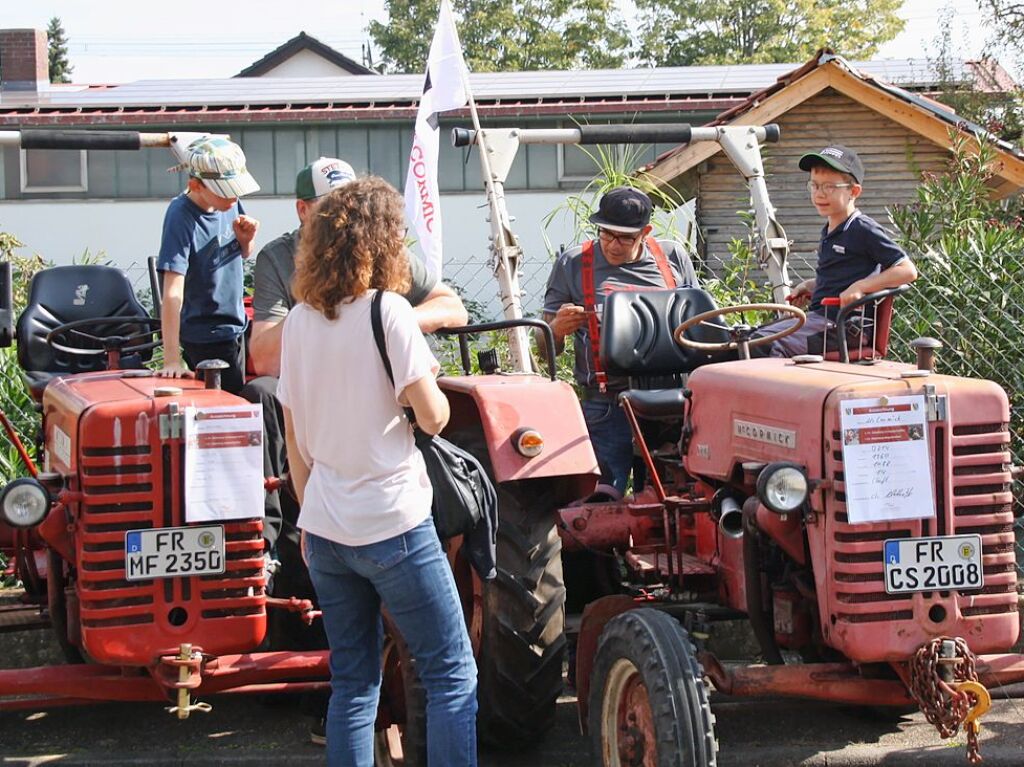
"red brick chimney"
0,29,49,92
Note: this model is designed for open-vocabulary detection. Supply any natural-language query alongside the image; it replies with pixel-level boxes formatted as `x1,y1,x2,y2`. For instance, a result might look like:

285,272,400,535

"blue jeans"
582,398,637,494
304,519,478,767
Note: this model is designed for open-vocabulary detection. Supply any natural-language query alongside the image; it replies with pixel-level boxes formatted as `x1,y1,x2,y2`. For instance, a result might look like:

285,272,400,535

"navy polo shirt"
157,193,247,343
809,210,907,317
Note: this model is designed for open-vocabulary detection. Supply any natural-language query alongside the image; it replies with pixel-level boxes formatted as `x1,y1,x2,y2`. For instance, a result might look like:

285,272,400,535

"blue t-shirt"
810,210,907,317
157,193,247,343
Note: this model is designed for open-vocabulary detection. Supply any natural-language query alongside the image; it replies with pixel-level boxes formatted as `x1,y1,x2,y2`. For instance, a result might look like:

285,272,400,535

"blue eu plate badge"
884,540,900,566
125,531,142,554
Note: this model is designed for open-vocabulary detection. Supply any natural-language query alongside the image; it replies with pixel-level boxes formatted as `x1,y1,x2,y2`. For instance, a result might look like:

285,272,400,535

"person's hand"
233,215,259,252
840,281,866,307
157,361,194,379
549,303,589,339
788,280,812,308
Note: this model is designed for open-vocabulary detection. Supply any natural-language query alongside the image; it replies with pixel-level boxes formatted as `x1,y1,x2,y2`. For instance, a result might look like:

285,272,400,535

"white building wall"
257,50,359,78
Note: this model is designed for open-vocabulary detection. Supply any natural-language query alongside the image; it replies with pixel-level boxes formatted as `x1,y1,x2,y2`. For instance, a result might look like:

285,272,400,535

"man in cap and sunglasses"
542,186,699,495
157,135,260,394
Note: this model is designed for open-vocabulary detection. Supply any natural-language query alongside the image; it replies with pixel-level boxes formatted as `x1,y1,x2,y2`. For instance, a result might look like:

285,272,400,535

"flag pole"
459,70,535,375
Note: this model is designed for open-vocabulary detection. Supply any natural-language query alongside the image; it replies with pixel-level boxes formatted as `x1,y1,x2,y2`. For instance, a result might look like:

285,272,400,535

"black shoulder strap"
370,290,395,387
370,290,416,422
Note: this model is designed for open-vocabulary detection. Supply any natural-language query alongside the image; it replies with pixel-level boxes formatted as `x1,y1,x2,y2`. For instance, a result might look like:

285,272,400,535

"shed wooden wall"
696,88,951,281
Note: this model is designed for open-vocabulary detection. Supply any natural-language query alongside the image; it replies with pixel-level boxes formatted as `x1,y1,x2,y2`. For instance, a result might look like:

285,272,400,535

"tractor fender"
439,375,598,487
574,594,637,734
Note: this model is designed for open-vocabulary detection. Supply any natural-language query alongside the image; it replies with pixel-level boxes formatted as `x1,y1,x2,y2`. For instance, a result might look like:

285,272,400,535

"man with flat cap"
542,186,698,495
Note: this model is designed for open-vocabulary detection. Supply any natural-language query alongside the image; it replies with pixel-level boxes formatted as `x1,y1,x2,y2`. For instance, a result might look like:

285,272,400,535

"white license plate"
124,525,226,581
883,534,984,595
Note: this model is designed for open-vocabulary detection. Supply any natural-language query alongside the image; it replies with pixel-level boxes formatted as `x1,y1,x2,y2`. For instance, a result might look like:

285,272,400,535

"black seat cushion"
16,265,153,391
619,389,686,419
600,287,731,379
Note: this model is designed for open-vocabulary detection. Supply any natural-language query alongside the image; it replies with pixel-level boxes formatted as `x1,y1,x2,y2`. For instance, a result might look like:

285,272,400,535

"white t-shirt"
276,291,439,546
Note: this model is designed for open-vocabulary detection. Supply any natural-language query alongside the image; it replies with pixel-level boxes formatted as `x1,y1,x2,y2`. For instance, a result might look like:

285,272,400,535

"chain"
908,636,983,764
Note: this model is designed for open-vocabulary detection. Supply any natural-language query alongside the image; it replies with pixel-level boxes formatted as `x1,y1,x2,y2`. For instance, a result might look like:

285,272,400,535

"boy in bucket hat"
753,144,918,356
156,136,260,393
542,186,699,495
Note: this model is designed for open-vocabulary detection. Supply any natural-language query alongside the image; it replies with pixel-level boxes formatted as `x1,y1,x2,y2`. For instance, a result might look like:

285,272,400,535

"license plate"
124,525,226,581
883,534,984,595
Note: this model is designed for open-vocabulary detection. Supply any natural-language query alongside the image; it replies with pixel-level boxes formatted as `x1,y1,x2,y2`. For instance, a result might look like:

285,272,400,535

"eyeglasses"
807,181,853,196
598,228,643,245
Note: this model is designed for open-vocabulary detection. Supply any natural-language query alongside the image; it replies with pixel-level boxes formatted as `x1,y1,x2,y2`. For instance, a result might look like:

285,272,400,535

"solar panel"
0,58,972,110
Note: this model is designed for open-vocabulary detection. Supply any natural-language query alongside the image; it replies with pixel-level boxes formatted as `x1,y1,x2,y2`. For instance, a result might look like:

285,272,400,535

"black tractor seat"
619,389,686,419
16,264,154,399
601,287,732,380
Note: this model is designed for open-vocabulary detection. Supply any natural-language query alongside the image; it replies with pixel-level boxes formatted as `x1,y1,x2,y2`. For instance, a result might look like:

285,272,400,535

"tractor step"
626,550,716,578
0,602,49,632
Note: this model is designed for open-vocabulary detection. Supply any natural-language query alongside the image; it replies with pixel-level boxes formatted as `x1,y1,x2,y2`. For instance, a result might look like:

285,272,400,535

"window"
21,148,88,193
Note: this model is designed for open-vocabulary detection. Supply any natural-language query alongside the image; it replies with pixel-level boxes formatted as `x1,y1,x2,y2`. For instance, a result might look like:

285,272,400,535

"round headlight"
0,478,51,528
756,462,808,514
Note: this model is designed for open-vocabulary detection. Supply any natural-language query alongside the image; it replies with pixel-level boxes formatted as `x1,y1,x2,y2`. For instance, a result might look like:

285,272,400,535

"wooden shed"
641,51,1024,277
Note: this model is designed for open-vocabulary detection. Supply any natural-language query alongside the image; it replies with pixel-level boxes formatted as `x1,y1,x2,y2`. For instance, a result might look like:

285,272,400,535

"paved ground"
3,678,1024,765
3,613,1024,765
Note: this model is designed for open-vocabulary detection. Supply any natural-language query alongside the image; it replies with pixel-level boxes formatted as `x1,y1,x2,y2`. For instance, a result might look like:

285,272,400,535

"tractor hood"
684,358,984,484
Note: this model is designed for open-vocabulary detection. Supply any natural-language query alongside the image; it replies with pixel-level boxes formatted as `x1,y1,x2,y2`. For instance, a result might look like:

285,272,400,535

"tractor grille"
75,429,265,664
827,419,1017,627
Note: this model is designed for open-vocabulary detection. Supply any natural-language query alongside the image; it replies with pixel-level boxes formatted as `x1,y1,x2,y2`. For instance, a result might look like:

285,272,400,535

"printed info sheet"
184,404,264,523
839,394,935,525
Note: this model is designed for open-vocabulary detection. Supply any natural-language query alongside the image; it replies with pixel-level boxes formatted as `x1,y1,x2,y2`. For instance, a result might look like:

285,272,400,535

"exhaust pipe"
713,493,745,539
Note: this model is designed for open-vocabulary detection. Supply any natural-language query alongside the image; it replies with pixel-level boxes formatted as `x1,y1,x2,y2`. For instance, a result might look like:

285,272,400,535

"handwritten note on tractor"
184,405,264,523
839,395,934,525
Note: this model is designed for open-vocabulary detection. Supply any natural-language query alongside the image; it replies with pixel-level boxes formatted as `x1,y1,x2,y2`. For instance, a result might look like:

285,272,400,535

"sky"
3,0,1005,83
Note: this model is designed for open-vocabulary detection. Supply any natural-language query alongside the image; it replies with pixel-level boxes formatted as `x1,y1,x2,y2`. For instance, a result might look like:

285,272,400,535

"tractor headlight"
756,462,808,514
0,478,50,528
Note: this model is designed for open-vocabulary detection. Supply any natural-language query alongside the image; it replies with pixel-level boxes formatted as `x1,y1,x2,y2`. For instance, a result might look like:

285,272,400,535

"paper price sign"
839,395,935,525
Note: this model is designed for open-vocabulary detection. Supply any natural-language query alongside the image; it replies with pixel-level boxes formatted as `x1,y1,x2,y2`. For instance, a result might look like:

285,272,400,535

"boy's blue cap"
799,145,864,183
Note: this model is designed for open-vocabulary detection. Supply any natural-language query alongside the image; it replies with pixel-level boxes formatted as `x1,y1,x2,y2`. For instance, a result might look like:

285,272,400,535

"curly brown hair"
292,176,411,320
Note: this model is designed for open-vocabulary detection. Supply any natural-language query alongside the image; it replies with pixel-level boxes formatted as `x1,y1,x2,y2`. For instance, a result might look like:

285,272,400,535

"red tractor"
0,129,596,762
451,122,1024,765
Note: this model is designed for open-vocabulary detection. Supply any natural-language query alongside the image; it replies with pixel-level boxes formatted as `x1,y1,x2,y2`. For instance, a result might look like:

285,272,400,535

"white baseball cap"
295,157,357,200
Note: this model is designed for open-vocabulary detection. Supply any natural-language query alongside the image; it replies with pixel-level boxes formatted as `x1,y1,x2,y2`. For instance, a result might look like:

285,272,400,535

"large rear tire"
589,608,716,767
375,624,427,767
476,479,567,747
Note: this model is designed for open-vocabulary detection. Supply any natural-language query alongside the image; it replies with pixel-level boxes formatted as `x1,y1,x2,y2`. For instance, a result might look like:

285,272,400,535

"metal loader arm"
452,123,793,376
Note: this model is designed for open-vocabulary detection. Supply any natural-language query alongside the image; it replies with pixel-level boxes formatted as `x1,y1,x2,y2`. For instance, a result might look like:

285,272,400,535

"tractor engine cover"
686,358,1018,662
43,372,266,665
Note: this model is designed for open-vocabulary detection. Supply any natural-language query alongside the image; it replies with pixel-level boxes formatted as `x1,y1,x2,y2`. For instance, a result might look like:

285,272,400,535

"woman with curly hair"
277,176,477,766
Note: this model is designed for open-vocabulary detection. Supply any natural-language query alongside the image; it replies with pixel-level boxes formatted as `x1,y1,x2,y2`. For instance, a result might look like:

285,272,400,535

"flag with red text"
404,0,470,279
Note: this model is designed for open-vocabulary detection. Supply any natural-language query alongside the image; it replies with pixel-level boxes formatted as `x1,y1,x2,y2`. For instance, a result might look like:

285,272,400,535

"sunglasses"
598,228,643,245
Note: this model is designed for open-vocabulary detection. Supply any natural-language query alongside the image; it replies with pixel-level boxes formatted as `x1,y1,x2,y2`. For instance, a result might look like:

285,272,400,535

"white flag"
404,0,470,279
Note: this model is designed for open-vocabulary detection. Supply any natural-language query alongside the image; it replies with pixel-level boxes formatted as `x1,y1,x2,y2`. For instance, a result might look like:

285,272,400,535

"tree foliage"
368,0,629,74
633,0,904,67
47,16,73,84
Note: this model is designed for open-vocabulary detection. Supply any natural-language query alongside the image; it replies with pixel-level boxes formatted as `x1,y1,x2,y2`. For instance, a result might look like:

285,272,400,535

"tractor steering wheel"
45,316,162,358
673,303,806,352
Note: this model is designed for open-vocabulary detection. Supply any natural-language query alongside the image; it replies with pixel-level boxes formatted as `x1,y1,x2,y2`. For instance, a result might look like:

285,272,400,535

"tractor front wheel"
375,619,427,766
589,608,717,767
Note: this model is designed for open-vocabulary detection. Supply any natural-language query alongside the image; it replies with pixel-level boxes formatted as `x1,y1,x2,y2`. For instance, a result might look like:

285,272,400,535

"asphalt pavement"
3,679,1024,765
3,617,1024,765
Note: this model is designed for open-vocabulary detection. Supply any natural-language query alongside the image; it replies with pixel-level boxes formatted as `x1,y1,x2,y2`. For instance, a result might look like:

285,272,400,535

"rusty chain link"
908,636,984,764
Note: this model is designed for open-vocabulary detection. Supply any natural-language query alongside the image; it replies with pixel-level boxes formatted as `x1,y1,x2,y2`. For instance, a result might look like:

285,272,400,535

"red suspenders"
580,237,677,392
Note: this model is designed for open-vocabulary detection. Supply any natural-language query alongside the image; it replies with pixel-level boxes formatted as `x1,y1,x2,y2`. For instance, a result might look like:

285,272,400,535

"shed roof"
640,51,1024,200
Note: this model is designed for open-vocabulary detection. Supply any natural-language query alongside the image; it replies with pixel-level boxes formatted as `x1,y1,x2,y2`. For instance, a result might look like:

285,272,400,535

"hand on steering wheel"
673,303,806,352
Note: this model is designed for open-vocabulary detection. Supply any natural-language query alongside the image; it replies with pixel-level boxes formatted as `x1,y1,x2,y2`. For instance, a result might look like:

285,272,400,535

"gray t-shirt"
543,238,699,390
252,228,436,322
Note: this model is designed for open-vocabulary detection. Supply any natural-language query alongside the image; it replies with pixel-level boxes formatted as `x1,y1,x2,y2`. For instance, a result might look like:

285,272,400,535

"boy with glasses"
542,186,698,495
754,144,918,356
